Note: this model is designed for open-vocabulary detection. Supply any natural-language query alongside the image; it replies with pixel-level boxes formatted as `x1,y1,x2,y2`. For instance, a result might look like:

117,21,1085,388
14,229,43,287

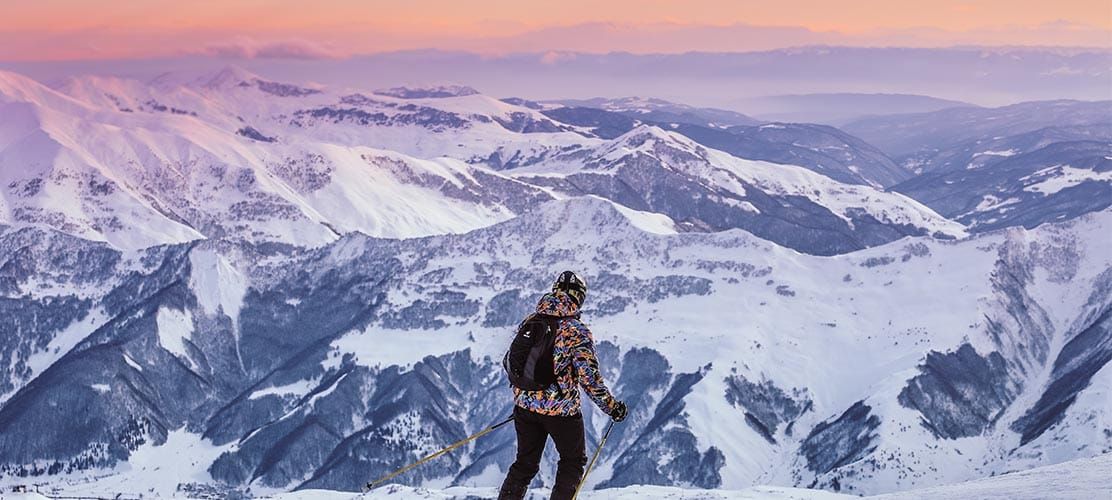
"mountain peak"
0,70,89,113
0,70,50,102
148,65,263,91
605,124,704,157
489,196,679,245
200,65,262,89
594,96,677,111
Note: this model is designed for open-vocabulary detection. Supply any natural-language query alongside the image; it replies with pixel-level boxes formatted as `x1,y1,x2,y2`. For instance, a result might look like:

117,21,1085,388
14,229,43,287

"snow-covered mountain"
511,126,961,254
885,123,1112,175
0,69,556,249
1,197,1108,497
0,68,958,255
847,100,1112,233
0,66,1109,499
843,100,1112,172
733,93,975,125
537,104,909,187
547,96,763,128
892,140,1112,232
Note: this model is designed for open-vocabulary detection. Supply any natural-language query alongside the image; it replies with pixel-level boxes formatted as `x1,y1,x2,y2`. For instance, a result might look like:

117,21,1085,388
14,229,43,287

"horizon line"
2,43,1111,64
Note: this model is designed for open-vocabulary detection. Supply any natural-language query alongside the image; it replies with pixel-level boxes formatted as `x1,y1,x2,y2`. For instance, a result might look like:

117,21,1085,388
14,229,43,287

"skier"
498,271,628,500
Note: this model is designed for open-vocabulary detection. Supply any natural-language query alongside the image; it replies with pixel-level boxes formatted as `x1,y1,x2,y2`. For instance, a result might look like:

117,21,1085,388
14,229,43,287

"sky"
1,0,1110,61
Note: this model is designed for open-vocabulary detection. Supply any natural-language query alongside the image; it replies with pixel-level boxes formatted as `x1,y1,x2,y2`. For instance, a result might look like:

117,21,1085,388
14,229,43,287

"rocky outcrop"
800,401,880,475
898,344,1014,439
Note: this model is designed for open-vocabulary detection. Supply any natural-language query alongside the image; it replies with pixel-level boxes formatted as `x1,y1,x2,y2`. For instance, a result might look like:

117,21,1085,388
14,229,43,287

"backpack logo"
503,314,562,391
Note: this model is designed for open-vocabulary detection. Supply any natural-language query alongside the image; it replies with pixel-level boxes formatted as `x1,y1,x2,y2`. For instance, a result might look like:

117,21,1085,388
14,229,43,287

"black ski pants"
498,405,587,500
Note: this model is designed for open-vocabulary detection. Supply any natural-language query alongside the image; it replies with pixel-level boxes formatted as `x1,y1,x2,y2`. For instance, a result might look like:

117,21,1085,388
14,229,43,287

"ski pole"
364,414,514,491
572,419,616,499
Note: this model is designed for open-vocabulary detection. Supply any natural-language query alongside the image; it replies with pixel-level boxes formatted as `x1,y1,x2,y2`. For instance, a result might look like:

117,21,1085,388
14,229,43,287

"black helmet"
552,271,588,306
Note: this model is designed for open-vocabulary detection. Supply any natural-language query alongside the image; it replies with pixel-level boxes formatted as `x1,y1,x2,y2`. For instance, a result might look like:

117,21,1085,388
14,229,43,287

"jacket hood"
535,292,581,318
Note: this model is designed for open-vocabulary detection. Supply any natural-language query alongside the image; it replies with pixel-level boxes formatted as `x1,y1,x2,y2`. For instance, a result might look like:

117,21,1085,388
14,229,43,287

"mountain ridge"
0,195,1108,495
0,68,964,255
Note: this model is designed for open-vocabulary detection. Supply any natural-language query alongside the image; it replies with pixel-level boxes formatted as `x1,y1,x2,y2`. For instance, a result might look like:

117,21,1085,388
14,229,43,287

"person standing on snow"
498,271,628,500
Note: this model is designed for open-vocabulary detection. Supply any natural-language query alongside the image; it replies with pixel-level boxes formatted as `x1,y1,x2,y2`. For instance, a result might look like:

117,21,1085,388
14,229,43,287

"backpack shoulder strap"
519,312,539,327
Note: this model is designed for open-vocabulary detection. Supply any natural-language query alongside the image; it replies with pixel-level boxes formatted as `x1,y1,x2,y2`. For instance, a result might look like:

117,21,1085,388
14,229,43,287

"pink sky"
1,0,1110,60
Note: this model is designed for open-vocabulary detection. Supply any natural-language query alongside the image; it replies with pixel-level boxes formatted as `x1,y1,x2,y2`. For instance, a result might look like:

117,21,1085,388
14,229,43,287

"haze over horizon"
0,2,1109,116
2,0,1110,61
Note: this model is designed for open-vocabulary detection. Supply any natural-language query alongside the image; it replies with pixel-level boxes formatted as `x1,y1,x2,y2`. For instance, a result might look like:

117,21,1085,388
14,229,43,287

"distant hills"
3,46,1109,108
735,93,974,125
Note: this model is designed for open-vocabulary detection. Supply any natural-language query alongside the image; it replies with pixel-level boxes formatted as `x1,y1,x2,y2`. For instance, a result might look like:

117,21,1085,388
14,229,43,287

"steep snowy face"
0,198,1107,496
658,122,910,188
514,126,964,255
0,226,138,402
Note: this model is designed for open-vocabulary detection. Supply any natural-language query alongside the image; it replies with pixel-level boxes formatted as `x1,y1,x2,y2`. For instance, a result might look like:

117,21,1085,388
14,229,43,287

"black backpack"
503,313,564,391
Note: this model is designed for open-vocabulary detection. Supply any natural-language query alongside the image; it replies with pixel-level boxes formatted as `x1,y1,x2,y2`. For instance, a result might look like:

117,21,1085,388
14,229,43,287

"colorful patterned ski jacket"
512,292,619,417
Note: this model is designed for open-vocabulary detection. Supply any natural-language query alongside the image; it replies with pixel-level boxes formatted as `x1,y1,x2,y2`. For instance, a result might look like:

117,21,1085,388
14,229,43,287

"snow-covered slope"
539,102,912,187
549,96,763,128
892,140,1112,232
870,452,1112,500
514,125,964,254
842,100,1112,164
15,453,1111,499
274,452,1112,499
0,198,1107,497
0,69,553,249
1,66,1108,499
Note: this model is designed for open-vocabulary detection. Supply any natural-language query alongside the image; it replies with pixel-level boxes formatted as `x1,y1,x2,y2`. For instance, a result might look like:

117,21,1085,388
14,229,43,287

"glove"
610,401,628,422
